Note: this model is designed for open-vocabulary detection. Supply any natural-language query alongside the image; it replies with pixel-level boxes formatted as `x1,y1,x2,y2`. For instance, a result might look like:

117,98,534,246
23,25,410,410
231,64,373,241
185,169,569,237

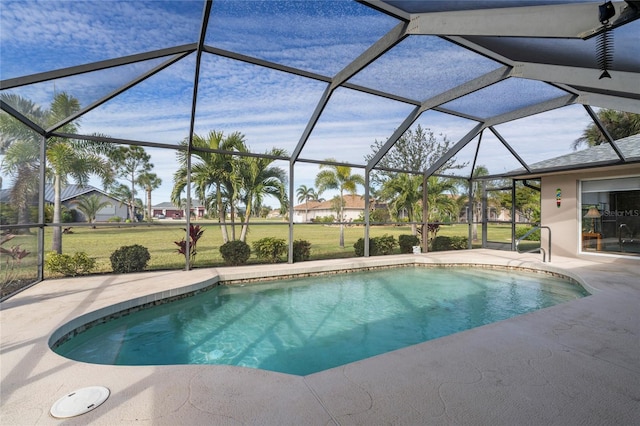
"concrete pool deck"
1,250,639,425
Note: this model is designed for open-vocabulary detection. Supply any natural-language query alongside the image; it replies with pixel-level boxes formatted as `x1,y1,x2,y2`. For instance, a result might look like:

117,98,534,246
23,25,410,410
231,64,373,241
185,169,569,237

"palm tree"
0,94,46,228
315,159,364,247
468,166,489,241
379,173,423,235
296,184,318,222
45,93,113,253
573,109,640,150
0,136,39,227
172,131,245,243
108,183,136,220
137,172,162,221
0,93,47,153
236,147,288,242
424,177,459,223
72,194,111,228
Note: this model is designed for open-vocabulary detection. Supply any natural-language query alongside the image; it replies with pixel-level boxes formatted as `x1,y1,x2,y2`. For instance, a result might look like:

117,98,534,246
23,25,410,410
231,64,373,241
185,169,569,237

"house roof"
295,194,369,211
293,199,323,211
509,133,640,176
1,184,111,204
43,184,114,203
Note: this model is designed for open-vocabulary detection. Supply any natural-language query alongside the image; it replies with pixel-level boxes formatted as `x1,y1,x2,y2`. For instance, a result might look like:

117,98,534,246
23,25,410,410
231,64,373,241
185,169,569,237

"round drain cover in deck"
50,386,110,418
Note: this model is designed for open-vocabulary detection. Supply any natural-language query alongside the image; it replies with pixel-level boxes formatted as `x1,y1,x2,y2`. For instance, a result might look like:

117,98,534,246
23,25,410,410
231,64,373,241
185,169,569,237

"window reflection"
582,177,640,255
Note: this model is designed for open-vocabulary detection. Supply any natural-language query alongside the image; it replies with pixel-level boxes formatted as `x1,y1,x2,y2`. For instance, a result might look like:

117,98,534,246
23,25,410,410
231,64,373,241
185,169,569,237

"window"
581,177,640,256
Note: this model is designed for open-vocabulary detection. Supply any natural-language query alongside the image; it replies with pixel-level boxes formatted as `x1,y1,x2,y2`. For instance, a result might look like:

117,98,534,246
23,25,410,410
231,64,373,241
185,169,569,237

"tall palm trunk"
240,197,252,242
410,206,417,236
129,170,136,221
339,190,345,248
230,205,236,241
52,174,63,253
216,183,229,243
472,202,481,241
145,189,152,221
15,170,32,230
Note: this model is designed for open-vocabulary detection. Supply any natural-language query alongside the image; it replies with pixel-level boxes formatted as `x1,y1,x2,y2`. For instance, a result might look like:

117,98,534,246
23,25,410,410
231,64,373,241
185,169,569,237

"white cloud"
1,0,605,205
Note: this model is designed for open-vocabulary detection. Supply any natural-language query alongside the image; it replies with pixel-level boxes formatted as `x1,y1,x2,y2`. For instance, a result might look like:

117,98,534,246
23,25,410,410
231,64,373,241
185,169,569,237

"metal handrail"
516,225,551,262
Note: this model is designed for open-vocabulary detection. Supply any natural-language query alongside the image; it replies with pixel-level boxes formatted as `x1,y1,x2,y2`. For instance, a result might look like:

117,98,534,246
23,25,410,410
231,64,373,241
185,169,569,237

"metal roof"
42,184,113,204
1,0,639,184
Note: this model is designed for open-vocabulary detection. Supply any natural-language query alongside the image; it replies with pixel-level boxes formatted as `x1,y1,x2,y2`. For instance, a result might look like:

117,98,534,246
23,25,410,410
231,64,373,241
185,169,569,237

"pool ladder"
516,226,551,263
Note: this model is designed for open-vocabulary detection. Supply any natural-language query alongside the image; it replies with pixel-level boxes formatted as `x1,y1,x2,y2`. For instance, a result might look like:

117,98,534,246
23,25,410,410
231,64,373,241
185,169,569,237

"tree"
44,93,113,253
0,134,39,227
109,183,142,220
366,125,467,238
109,145,152,222
315,160,364,247
72,194,111,228
0,94,46,228
296,184,319,222
461,165,489,241
236,147,288,242
424,177,459,223
573,109,640,150
172,131,245,243
494,180,541,224
379,173,423,235
137,172,162,221
365,125,466,185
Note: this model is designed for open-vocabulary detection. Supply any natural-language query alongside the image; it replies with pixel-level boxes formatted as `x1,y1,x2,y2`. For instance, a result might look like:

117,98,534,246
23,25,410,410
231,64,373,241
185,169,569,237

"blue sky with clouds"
1,0,594,206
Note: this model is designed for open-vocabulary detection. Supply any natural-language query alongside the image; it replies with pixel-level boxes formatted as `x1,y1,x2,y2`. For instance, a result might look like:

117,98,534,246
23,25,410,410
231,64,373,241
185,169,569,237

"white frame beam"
407,2,639,39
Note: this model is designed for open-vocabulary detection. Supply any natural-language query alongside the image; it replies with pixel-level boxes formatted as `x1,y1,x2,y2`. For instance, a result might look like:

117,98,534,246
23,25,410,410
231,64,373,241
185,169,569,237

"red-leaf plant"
174,224,204,268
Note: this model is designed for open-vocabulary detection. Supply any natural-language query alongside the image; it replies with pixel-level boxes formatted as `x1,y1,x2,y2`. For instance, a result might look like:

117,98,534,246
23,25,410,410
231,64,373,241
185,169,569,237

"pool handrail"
516,225,551,263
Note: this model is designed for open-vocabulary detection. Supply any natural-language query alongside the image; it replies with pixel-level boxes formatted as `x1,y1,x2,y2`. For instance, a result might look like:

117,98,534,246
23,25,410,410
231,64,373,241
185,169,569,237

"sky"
0,0,597,207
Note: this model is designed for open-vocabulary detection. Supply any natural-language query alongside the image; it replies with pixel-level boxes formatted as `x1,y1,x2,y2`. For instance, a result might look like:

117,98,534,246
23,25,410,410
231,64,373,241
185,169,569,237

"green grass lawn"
2,219,530,286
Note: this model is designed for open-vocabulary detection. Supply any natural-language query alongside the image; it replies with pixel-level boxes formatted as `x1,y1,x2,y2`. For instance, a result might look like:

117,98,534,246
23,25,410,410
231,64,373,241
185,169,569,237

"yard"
2,219,535,297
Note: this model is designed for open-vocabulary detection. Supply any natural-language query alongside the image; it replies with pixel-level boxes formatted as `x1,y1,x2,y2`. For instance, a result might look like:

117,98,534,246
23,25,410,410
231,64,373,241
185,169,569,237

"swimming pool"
53,266,587,375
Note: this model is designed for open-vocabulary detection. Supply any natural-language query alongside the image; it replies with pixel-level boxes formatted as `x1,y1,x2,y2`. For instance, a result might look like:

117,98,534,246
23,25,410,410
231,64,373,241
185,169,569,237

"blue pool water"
54,266,587,375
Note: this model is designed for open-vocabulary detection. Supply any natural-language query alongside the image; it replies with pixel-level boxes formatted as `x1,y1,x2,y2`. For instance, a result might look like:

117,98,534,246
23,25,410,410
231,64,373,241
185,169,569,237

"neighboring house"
293,195,383,223
511,133,640,259
457,204,531,223
152,200,207,219
267,209,283,219
42,184,128,222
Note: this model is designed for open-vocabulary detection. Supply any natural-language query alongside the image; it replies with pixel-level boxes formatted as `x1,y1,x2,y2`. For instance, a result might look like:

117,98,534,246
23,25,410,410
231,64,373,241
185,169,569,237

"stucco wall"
541,165,639,258
541,176,579,257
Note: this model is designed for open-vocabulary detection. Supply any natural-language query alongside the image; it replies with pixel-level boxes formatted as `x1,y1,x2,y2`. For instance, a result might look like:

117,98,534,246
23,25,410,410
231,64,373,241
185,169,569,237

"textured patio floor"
1,250,639,425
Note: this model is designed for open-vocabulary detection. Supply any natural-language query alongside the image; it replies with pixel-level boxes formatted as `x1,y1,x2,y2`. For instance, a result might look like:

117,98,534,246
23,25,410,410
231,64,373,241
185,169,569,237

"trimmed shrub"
398,234,420,253
515,225,541,241
354,234,397,257
312,215,335,223
253,237,287,263
46,251,96,277
110,244,150,273
370,208,390,224
432,236,468,251
220,240,251,266
293,239,311,262
376,234,396,255
354,238,367,256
